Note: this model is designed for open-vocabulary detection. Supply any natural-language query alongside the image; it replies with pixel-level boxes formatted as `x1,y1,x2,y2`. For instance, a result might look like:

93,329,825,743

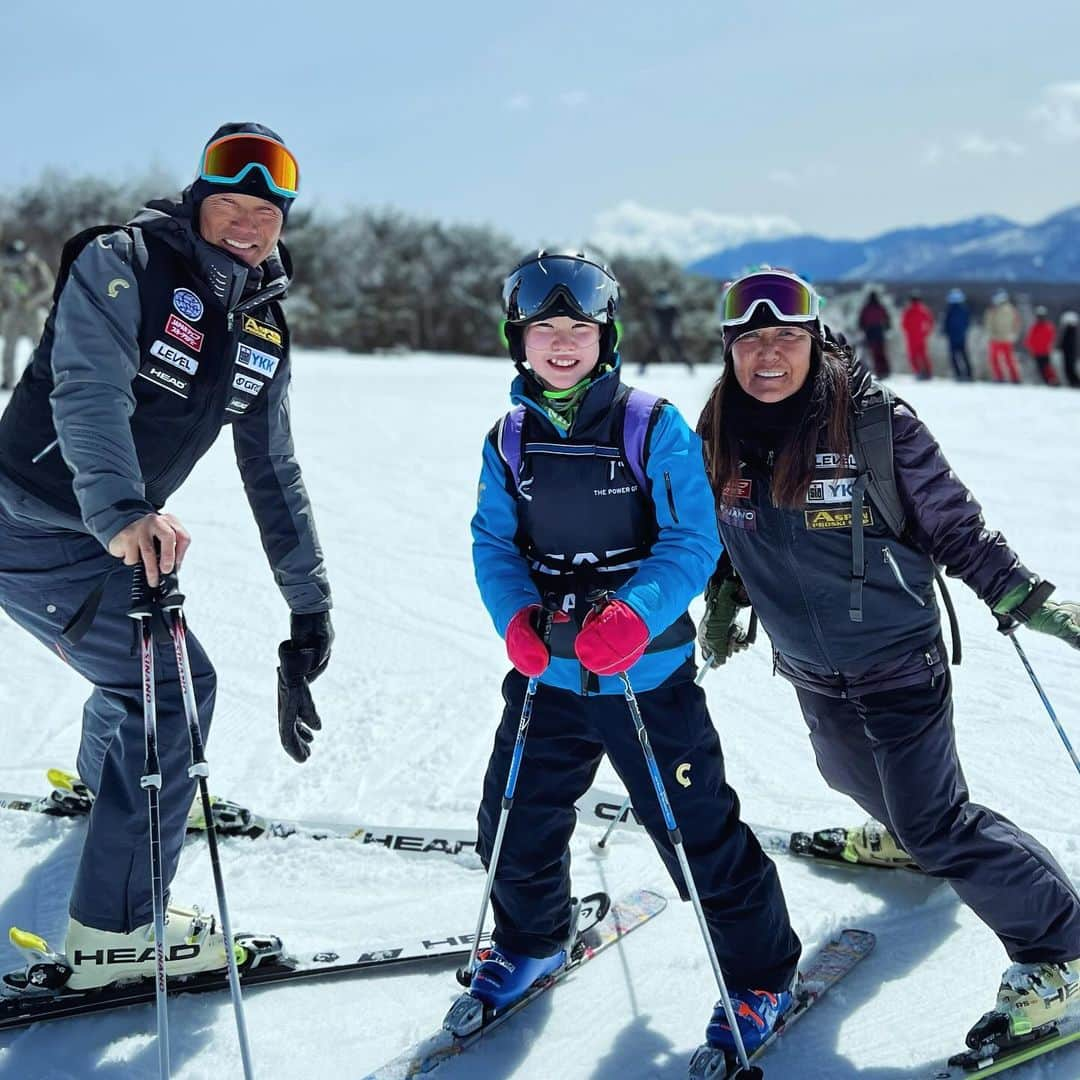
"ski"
2,772,917,872
584,785,921,872
927,1012,1080,1078
0,892,613,1031
361,888,667,1079
687,928,876,1079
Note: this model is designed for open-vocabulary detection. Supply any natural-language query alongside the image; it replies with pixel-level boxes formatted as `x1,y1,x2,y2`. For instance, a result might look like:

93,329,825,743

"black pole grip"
128,563,155,618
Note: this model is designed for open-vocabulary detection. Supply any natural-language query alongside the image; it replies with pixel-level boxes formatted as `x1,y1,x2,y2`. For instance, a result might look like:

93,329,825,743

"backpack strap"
52,224,148,305
849,375,962,662
496,405,528,496
620,388,665,492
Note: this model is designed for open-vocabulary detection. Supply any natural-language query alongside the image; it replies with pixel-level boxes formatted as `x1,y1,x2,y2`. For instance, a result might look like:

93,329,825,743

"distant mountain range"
688,205,1080,282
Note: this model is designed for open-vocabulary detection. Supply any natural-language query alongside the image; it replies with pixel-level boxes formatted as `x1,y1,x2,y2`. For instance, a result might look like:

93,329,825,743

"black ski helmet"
501,249,620,375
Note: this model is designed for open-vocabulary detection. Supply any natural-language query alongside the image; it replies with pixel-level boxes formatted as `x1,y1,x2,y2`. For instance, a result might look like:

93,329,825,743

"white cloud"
1032,82,1080,142
504,94,531,111
957,133,1024,157
588,199,800,263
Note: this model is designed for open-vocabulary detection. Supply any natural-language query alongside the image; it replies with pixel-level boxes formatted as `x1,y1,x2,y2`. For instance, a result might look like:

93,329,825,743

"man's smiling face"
198,192,283,267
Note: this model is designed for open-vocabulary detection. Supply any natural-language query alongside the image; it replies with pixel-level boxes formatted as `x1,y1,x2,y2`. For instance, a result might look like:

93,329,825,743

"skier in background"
1060,311,1080,388
698,267,1080,1051
639,288,693,374
857,290,891,377
985,289,1022,383
942,288,973,381
468,249,801,1061
900,291,934,379
1023,306,1060,386
0,123,332,993
0,238,54,390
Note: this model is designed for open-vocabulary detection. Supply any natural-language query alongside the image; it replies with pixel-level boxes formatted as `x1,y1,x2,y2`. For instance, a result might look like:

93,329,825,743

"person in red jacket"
1023,306,1060,386
900,292,935,379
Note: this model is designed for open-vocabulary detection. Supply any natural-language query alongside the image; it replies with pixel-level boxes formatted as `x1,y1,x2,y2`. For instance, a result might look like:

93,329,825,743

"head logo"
675,763,692,788
107,278,130,299
172,288,204,321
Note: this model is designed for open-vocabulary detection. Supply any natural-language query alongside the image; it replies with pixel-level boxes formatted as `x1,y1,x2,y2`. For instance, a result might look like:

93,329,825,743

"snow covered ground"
1,353,1079,1080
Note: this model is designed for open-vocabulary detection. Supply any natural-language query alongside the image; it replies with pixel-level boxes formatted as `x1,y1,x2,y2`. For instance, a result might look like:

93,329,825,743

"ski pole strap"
933,568,962,664
60,568,120,647
997,579,1056,632
848,473,870,622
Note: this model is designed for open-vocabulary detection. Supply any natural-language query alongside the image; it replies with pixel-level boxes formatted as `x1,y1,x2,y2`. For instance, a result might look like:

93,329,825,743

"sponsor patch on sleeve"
236,342,280,377
150,338,199,376
165,314,204,352
242,315,282,347
225,397,252,415
804,506,874,530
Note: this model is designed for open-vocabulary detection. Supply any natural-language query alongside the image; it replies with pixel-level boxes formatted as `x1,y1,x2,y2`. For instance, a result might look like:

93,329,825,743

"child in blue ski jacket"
465,249,801,1060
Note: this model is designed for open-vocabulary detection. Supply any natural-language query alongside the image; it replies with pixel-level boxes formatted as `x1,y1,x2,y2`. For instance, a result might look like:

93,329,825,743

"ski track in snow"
1,355,1079,1080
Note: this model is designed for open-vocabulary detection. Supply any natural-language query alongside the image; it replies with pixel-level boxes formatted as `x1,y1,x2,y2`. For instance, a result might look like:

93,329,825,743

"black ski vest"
0,225,289,519
495,370,695,662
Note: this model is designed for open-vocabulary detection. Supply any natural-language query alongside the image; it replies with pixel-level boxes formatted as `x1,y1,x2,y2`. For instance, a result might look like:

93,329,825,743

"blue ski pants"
477,666,802,991
797,666,1080,963
0,499,215,932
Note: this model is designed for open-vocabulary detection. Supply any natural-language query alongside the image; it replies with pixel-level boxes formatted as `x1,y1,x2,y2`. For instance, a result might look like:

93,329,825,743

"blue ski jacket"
472,360,720,694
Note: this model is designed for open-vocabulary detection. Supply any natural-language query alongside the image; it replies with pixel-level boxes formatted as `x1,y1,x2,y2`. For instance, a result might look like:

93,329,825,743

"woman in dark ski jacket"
697,268,1080,1052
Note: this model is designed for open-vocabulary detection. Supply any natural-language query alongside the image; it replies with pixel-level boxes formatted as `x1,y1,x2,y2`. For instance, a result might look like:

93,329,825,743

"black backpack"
850,378,962,663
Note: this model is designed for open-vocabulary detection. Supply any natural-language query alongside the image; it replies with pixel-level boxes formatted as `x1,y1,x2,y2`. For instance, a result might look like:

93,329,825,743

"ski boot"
43,768,94,817
42,906,232,991
186,795,267,838
792,820,917,869
443,944,566,1037
949,959,1080,1069
688,988,791,1078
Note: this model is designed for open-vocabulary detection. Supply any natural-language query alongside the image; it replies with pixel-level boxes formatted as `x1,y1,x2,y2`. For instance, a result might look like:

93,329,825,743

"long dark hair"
698,337,853,509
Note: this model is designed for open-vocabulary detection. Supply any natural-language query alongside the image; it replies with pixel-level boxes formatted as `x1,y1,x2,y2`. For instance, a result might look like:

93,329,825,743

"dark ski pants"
796,668,1080,963
477,667,802,990
0,503,216,932
948,342,972,381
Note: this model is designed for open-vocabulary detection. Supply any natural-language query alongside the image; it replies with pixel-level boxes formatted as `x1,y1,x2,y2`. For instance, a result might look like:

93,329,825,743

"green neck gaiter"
539,364,610,432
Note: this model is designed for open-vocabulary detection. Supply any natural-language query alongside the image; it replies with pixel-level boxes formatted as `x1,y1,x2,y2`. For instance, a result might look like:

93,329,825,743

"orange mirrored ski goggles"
199,133,300,198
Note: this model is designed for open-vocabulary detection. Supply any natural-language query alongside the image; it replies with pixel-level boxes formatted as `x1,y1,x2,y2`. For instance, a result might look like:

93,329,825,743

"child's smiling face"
523,317,601,390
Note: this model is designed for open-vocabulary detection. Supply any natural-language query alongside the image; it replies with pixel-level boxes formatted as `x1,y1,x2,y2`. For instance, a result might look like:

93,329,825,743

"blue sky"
4,0,1080,254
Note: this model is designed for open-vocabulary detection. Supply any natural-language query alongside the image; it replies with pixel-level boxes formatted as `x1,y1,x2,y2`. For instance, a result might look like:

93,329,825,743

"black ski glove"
277,612,333,762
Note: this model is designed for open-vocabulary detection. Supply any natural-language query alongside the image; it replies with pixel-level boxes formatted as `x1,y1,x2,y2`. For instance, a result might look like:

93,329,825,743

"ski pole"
457,598,558,986
590,793,633,856
1002,626,1080,779
128,565,171,1080
695,610,758,686
159,574,256,1080
617,668,763,1079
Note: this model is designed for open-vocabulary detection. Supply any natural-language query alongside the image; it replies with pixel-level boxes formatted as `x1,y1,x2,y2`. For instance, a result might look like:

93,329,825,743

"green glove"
995,580,1080,651
698,576,751,668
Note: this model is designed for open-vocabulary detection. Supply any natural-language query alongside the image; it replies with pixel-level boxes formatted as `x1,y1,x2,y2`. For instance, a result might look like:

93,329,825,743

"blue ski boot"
469,944,566,1011
706,987,793,1055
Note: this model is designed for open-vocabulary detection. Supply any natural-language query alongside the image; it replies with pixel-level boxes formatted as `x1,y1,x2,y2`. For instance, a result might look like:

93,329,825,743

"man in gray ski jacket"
0,122,332,991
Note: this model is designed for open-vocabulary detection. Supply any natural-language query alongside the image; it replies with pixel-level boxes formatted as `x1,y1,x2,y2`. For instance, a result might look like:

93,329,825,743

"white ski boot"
842,820,917,868
995,959,1080,1036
